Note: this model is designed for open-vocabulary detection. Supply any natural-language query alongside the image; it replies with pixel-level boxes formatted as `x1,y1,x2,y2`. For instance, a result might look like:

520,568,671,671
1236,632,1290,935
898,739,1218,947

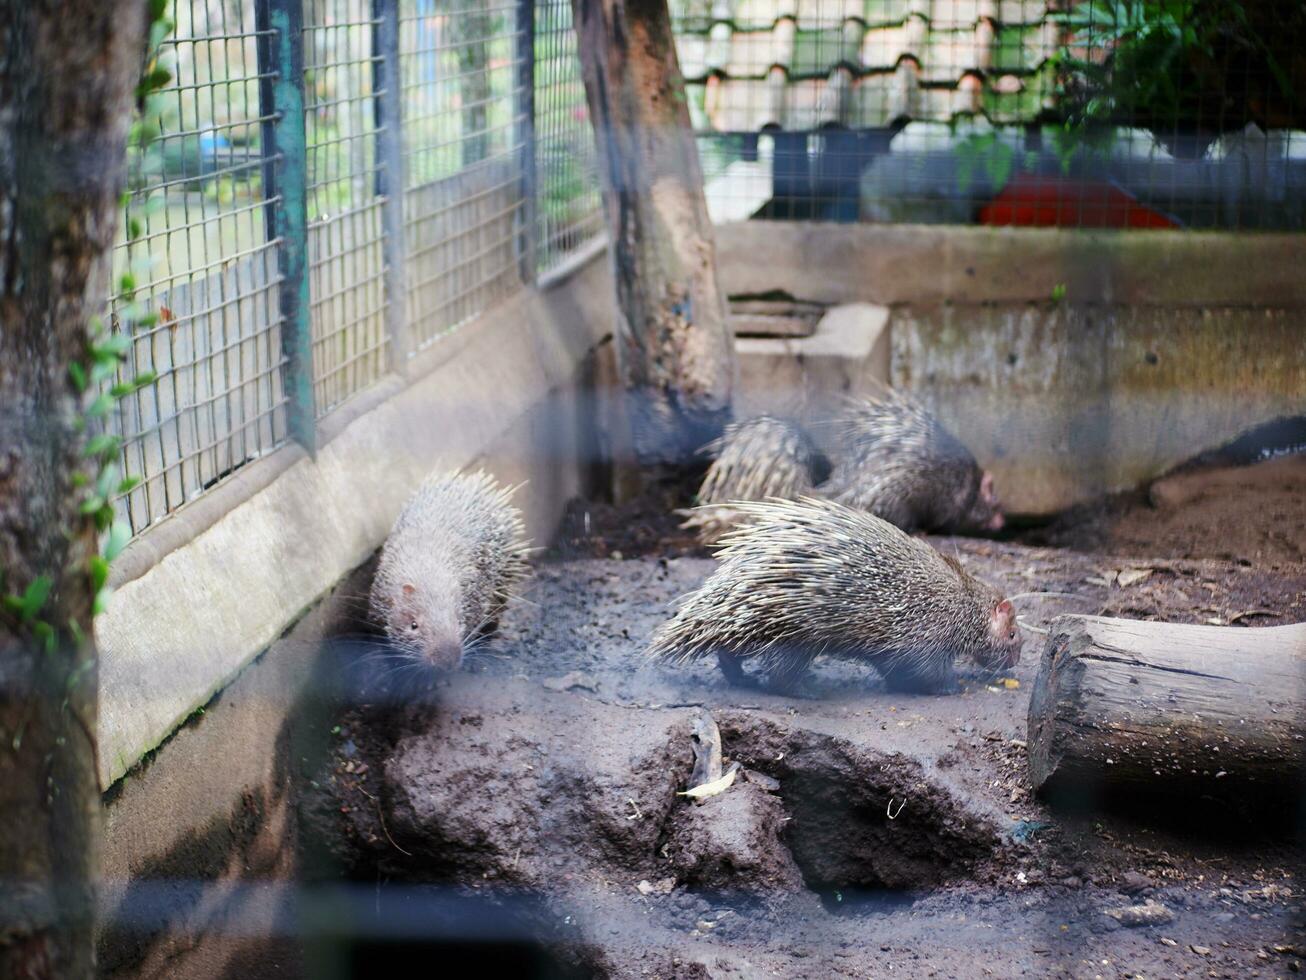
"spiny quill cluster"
370,470,531,672
650,497,1020,693
824,389,1004,533
683,389,1002,543
680,415,831,544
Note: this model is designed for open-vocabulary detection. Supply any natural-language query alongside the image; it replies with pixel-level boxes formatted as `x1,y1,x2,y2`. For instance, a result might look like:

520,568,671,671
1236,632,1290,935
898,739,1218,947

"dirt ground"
303,457,1306,979
1024,454,1306,569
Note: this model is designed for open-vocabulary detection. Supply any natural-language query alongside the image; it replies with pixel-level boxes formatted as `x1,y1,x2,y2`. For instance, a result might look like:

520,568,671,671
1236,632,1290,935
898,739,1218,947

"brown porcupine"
647,496,1020,694
369,470,530,672
823,389,1005,533
680,415,832,545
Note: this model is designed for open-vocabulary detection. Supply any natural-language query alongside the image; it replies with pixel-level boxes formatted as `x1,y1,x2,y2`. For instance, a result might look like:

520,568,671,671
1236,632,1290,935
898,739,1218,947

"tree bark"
1027,615,1306,822
0,3,147,976
570,0,735,468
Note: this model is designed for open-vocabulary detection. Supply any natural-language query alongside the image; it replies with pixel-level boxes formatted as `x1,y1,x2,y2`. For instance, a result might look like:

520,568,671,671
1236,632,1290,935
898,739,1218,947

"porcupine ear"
402,583,416,596
993,598,1014,629
980,471,994,497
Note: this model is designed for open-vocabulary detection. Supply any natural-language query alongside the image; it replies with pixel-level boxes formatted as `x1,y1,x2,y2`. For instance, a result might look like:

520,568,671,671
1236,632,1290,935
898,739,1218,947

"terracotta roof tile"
674,0,1062,129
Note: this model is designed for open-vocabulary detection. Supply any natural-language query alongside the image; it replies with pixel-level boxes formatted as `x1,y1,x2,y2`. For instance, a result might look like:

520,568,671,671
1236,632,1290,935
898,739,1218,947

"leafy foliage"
2,0,173,646
1049,0,1298,150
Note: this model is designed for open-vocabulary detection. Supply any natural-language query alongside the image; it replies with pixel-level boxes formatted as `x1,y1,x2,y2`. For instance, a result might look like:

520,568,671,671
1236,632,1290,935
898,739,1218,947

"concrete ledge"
716,223,1306,308
735,303,890,432
96,252,612,789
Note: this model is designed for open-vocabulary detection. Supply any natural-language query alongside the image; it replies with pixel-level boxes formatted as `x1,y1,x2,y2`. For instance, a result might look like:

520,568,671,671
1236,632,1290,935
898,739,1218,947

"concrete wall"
716,223,1306,513
99,243,614,978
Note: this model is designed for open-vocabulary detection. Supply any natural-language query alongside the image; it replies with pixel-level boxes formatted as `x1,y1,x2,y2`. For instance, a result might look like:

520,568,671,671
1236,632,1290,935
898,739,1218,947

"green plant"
1049,0,1298,157
2,0,172,646
954,131,1016,195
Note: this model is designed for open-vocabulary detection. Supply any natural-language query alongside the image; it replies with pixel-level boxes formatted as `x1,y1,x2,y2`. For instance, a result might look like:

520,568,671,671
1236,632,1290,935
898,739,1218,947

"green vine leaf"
7,576,54,624
103,522,131,563
84,434,120,459
32,621,56,655
89,556,110,594
86,393,115,419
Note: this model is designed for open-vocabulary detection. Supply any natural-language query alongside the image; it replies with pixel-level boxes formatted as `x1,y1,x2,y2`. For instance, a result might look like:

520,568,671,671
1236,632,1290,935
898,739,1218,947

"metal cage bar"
374,0,412,370
257,0,318,451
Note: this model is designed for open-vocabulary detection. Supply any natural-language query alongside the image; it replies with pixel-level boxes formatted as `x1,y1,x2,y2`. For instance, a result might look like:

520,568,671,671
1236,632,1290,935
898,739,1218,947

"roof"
672,0,1063,131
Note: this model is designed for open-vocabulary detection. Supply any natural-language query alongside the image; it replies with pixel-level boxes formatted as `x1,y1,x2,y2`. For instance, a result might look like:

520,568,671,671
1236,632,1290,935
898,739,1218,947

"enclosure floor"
314,514,1306,978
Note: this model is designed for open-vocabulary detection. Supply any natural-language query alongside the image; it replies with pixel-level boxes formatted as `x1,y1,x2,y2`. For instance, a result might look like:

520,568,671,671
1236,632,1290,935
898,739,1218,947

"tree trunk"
0,3,147,976
1027,615,1306,822
571,0,735,468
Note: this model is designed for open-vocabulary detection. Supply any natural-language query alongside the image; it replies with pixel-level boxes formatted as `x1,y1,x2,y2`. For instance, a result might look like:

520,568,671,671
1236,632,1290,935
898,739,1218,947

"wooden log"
1027,615,1306,819
571,0,736,468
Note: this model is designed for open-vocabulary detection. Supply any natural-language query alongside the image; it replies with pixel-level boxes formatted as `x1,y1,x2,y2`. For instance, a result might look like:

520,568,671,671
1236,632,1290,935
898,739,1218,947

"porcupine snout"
977,597,1021,671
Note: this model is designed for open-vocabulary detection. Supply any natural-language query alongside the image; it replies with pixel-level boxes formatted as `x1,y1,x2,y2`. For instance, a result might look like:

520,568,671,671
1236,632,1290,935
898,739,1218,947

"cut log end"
1027,615,1306,827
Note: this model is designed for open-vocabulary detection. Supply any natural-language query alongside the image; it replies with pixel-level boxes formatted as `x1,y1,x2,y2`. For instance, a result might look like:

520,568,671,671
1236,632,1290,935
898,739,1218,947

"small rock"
695,919,716,931
1025,869,1045,885
1213,911,1234,923
1159,938,1177,947
1191,945,1212,956
1061,876,1083,889
1117,567,1154,587
1010,819,1051,844
543,671,599,693
636,877,676,896
1119,871,1154,895
1104,900,1174,927
742,769,780,792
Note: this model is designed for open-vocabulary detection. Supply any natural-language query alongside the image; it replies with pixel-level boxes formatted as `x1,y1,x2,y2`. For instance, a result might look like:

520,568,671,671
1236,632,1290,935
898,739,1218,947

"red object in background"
979,175,1182,229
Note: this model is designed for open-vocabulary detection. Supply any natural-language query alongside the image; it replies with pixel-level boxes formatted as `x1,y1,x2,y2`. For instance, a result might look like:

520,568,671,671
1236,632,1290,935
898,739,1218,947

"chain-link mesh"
534,0,605,272
399,0,528,349
673,0,1306,229
305,0,390,414
111,0,287,536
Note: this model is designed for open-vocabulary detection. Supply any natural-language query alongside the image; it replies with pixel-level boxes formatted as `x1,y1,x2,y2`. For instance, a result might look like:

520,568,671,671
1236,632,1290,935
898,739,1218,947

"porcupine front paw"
715,651,759,689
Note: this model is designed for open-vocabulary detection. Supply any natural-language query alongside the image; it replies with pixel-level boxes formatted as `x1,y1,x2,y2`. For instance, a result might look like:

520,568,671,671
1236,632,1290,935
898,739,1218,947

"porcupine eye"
409,621,420,632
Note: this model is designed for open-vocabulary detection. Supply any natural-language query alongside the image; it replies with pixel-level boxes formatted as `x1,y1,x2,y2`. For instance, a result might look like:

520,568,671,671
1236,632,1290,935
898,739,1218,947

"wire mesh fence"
110,0,287,536
304,0,390,414
399,0,530,349
534,0,605,272
672,0,1306,229
108,0,604,539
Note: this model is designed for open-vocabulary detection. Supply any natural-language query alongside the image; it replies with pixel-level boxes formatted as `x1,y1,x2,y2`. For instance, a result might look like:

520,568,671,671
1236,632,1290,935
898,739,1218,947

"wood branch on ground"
571,0,736,470
1027,615,1306,822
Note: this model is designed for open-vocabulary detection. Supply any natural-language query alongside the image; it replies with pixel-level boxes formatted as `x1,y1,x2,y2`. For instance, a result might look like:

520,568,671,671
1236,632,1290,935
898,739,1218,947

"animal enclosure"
41,3,1305,978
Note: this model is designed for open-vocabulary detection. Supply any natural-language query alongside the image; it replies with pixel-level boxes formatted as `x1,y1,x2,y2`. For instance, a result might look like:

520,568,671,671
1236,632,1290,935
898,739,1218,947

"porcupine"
823,388,1005,533
369,470,530,672
680,415,832,545
647,496,1021,694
